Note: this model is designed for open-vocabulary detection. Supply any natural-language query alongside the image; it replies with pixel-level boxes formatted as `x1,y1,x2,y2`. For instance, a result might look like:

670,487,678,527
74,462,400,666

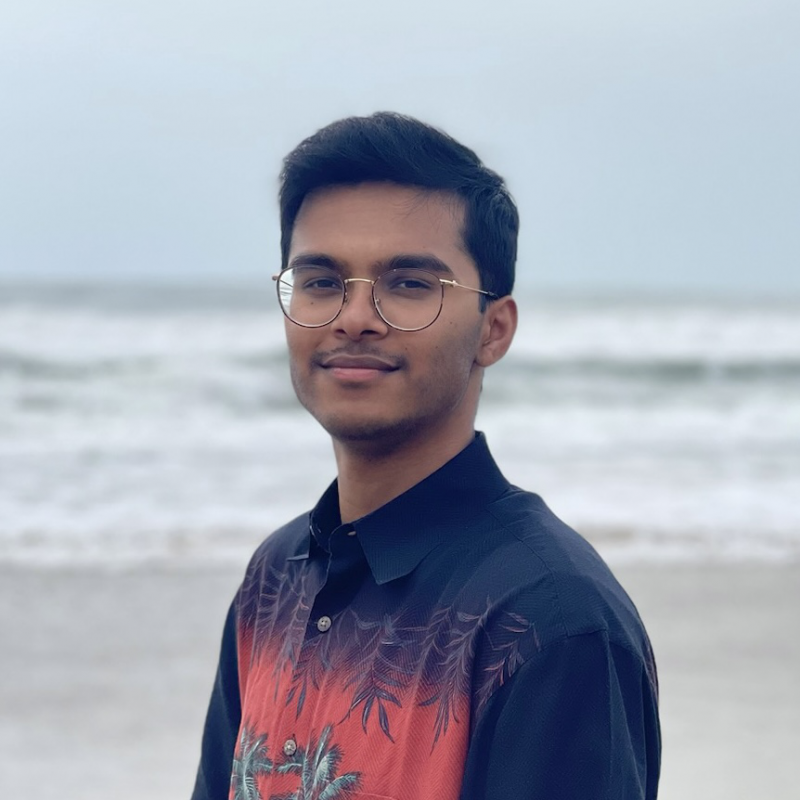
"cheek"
285,335,319,394
421,324,482,376
444,318,483,358
285,326,314,362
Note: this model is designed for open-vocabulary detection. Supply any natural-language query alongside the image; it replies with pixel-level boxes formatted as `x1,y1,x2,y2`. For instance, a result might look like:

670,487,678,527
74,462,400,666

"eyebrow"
385,254,453,275
288,252,455,276
288,253,341,270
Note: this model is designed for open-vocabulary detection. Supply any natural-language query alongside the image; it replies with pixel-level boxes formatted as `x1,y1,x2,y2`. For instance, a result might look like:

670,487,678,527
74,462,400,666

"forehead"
290,183,473,275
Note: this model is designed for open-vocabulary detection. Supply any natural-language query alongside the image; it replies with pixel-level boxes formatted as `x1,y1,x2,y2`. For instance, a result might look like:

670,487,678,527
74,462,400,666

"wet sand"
1,562,798,799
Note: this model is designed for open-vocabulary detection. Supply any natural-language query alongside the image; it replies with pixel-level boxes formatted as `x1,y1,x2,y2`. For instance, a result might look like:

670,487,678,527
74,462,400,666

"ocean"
1,283,798,566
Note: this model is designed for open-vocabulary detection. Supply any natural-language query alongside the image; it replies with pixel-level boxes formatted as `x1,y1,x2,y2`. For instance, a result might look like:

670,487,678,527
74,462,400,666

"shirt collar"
302,432,511,584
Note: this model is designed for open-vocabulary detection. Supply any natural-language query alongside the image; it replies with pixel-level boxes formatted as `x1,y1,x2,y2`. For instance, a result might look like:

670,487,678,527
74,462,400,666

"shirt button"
283,738,297,756
347,529,357,536
316,615,332,632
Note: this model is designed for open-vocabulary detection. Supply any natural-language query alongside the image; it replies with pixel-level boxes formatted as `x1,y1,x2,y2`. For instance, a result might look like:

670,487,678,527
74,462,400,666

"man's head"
279,112,519,301
277,114,519,456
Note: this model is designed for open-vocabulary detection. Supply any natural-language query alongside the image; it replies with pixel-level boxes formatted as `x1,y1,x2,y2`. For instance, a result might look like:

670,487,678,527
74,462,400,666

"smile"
318,355,401,383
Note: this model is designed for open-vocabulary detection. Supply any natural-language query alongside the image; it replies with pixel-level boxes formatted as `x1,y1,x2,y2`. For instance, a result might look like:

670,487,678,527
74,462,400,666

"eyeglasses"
272,266,498,332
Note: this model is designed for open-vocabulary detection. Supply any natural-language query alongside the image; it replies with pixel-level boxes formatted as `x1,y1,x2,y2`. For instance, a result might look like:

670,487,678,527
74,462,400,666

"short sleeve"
460,630,661,800
191,599,242,800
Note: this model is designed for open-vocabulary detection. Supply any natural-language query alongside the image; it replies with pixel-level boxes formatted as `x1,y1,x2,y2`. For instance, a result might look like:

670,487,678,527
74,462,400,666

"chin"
319,413,425,450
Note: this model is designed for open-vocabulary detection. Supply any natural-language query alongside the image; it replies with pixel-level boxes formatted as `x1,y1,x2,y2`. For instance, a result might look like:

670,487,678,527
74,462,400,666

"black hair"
279,112,518,300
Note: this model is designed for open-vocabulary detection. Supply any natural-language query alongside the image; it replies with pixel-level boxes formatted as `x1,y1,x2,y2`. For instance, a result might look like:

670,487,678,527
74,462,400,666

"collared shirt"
192,433,661,800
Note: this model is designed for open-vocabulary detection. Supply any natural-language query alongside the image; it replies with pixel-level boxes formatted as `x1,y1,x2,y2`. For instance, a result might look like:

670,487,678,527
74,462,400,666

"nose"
333,278,389,339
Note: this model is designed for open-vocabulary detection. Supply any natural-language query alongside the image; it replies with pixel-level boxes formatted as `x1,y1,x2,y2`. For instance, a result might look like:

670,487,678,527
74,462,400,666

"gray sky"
1,0,798,297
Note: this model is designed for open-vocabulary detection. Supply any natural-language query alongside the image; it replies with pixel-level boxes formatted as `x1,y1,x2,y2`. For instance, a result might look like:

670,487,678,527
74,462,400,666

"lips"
315,352,402,384
320,355,400,371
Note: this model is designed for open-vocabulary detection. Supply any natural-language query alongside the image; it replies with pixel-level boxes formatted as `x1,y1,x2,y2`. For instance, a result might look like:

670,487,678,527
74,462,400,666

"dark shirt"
192,433,661,800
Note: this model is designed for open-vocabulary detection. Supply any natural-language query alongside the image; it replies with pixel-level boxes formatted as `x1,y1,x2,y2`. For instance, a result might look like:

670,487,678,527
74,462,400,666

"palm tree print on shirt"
272,725,361,800
231,726,274,800
231,723,360,800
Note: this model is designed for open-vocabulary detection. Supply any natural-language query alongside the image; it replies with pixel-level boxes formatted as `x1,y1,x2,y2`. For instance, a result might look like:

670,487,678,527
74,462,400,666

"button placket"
306,525,357,637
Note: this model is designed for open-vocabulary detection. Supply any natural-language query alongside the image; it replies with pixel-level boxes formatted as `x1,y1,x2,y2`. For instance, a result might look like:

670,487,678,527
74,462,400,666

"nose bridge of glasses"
342,276,378,305
342,276,376,288
338,275,384,322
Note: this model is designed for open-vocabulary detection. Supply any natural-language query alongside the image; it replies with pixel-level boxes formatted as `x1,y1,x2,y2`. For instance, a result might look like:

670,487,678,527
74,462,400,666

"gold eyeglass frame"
272,266,499,332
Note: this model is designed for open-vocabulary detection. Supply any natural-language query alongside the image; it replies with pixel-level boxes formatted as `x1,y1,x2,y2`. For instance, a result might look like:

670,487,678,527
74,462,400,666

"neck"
333,426,476,523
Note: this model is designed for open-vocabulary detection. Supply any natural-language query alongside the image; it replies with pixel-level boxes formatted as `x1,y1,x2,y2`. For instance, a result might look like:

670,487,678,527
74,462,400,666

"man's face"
284,182,491,450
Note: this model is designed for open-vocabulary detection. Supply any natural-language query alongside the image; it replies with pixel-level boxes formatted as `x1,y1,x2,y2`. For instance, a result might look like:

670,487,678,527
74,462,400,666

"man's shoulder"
447,486,652,659
484,485,613,583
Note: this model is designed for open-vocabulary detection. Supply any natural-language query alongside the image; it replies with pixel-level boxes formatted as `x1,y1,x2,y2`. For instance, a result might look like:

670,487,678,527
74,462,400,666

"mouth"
317,353,402,383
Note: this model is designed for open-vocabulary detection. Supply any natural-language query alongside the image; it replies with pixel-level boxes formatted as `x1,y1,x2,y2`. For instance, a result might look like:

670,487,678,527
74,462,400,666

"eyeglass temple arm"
439,278,499,299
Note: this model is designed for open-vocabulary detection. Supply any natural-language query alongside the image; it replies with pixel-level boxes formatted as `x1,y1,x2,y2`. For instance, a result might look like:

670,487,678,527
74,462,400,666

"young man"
192,113,661,800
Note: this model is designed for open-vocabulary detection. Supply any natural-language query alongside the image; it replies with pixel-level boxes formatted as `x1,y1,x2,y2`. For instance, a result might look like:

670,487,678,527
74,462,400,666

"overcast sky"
1,0,798,297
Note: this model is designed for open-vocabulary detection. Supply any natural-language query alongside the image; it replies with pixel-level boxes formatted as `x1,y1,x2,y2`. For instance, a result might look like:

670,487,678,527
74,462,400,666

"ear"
476,296,517,368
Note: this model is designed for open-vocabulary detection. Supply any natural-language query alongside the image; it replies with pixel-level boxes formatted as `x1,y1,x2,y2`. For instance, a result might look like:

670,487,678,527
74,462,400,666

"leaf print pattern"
239,563,312,667
420,598,494,745
269,569,312,693
229,594,536,799
238,543,538,756
231,726,274,800
340,612,414,742
286,625,337,720
474,611,534,716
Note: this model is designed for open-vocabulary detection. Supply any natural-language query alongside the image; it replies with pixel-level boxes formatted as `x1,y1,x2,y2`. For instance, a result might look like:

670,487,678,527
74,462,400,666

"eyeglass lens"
277,266,444,330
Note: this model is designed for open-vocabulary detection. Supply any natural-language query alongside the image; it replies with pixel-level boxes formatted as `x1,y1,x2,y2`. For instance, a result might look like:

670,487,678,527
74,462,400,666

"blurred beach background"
1,1,799,798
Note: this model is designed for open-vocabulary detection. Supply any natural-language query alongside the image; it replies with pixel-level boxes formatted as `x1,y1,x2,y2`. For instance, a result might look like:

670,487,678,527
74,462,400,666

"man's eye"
305,278,340,290
297,273,343,292
398,279,429,290
386,275,436,292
